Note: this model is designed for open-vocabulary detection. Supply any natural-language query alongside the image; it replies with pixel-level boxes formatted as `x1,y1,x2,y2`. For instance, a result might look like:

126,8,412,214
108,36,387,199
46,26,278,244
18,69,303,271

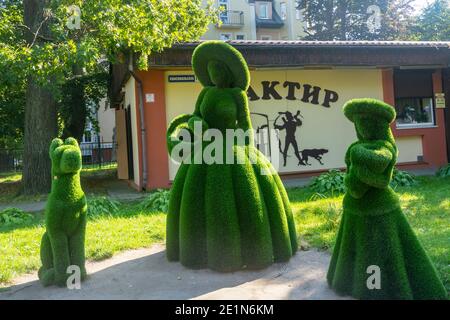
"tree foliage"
298,0,415,40
411,0,450,41
0,0,218,192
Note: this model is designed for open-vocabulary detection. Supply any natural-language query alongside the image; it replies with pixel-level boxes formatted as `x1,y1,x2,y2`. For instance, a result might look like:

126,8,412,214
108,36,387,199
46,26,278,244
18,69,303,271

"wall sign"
435,93,445,109
145,93,155,103
168,75,196,83
247,80,339,108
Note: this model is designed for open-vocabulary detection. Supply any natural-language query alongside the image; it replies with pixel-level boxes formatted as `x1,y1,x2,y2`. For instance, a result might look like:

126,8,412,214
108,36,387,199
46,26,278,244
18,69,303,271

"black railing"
80,141,117,169
219,10,244,26
0,141,117,174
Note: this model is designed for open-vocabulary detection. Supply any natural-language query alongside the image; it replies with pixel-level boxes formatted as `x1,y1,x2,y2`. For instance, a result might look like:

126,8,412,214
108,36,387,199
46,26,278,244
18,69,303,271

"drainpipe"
128,54,148,190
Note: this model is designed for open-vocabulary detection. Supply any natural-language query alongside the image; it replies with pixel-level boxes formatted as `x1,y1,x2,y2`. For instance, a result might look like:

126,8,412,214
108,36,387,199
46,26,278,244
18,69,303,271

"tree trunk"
21,0,57,195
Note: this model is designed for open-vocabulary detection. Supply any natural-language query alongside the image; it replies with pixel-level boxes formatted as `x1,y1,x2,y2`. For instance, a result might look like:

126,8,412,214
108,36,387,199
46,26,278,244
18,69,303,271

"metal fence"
0,141,117,174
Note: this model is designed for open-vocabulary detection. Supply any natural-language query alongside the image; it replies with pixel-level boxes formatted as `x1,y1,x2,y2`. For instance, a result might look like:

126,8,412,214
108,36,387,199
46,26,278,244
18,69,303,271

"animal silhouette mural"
251,110,329,167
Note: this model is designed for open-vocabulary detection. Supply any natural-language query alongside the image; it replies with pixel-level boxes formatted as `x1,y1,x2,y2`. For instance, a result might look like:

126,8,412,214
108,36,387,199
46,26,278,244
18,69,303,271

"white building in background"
202,0,306,41
81,98,116,165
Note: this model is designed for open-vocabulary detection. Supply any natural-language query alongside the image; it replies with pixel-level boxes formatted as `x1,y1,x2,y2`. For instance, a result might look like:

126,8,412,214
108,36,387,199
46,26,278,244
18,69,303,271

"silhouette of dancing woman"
274,111,305,166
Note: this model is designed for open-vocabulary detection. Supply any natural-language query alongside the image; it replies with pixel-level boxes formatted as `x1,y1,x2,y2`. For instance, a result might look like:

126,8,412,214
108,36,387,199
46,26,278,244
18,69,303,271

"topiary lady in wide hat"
327,98,448,299
166,41,298,272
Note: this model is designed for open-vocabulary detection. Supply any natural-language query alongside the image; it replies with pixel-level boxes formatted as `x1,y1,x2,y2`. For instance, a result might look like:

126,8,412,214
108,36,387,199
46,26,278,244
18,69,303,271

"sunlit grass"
0,204,165,285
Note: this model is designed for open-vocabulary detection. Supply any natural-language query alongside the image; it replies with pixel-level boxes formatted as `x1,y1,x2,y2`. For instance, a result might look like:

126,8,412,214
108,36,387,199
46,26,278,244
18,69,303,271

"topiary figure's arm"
232,87,253,145
350,142,393,173
350,143,394,188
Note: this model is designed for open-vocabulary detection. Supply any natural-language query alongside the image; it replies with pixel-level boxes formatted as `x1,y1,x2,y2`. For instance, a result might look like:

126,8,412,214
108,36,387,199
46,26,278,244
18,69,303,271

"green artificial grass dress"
327,98,448,300
166,41,298,272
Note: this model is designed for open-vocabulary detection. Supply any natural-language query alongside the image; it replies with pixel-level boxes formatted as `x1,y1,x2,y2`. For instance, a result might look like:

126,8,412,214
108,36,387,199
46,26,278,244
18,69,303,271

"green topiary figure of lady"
327,98,448,300
38,137,87,287
166,41,298,272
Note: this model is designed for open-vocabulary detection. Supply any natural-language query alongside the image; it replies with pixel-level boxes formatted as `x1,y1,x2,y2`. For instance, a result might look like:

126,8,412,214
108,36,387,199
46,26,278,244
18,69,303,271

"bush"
436,164,450,178
309,169,346,195
138,189,170,213
0,207,33,226
87,196,120,219
390,169,417,188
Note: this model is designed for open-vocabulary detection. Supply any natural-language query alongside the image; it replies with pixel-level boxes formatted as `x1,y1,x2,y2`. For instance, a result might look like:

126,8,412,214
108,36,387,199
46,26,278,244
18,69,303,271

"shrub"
436,164,450,178
390,169,417,188
87,196,120,219
309,169,346,195
138,189,171,213
0,207,33,226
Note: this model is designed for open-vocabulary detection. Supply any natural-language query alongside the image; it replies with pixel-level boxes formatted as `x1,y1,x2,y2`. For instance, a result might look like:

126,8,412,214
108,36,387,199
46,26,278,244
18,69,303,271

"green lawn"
0,167,117,203
0,175,449,294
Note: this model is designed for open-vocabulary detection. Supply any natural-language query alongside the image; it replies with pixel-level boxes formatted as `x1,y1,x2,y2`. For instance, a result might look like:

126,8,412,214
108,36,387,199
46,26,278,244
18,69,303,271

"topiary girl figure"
166,41,298,272
327,98,448,300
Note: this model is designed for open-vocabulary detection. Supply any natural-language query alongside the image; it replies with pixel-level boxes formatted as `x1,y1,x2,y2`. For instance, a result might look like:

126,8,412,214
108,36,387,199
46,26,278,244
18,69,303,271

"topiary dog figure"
327,98,448,300
38,137,87,287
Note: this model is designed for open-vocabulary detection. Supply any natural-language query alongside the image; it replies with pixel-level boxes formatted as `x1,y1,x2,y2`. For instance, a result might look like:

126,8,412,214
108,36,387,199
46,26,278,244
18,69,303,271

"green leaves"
87,196,120,219
391,169,418,188
138,189,170,213
436,164,450,178
0,208,33,226
309,169,346,195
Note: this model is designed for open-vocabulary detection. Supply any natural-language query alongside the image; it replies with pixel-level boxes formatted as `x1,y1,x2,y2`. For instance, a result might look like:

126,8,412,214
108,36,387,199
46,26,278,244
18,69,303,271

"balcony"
217,10,244,28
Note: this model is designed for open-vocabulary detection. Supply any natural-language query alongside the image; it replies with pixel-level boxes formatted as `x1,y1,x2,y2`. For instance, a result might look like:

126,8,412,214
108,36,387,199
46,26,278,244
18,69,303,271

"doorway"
125,104,134,181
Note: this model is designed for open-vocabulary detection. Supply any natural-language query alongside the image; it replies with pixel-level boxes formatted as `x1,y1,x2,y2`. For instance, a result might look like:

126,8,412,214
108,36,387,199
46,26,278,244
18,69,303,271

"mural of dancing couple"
252,110,329,168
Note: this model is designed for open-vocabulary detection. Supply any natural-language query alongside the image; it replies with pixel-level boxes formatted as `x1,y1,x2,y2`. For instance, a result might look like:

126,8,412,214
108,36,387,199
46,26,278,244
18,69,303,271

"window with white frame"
236,34,245,40
220,33,232,40
280,2,287,20
219,0,229,24
259,2,270,19
394,69,436,128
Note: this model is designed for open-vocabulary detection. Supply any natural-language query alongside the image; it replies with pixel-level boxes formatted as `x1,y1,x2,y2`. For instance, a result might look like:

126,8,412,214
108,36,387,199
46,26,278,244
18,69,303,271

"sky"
411,0,435,12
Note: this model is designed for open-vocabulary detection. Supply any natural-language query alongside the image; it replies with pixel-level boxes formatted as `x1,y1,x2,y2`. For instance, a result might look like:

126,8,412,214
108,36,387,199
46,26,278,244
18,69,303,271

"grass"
0,175,448,295
0,202,165,285
0,167,117,204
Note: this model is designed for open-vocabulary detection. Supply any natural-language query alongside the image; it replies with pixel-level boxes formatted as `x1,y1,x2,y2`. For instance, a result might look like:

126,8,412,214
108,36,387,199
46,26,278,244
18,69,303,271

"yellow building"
110,41,450,191
202,0,306,41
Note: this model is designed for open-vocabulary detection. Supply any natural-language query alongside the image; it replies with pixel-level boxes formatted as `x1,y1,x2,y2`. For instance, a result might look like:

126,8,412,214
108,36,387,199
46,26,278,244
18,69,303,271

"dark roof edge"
170,40,450,49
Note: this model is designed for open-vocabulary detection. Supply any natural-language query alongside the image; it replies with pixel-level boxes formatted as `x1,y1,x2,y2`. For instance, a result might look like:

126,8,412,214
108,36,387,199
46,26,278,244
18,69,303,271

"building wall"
162,68,428,180
201,0,305,40
97,98,115,142
202,0,254,40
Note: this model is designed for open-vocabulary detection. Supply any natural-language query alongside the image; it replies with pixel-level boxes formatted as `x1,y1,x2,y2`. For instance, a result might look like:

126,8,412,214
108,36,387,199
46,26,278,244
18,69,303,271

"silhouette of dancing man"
274,111,305,166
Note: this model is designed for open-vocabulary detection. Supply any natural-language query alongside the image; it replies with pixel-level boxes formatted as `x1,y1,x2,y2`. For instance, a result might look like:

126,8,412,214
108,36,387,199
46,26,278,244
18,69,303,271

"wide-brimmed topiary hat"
192,41,250,91
343,98,396,124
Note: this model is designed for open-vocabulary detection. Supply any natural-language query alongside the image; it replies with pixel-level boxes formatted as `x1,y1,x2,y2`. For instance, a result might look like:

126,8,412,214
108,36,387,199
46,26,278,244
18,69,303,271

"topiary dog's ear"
49,138,63,155
64,137,79,147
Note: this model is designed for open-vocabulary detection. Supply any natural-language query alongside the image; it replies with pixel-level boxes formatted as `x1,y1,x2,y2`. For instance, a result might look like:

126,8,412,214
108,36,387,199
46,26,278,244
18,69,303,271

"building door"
125,105,134,180
115,108,129,179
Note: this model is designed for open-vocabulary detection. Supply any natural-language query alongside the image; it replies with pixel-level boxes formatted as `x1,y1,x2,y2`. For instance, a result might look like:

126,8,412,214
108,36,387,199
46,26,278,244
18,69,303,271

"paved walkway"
0,245,350,300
